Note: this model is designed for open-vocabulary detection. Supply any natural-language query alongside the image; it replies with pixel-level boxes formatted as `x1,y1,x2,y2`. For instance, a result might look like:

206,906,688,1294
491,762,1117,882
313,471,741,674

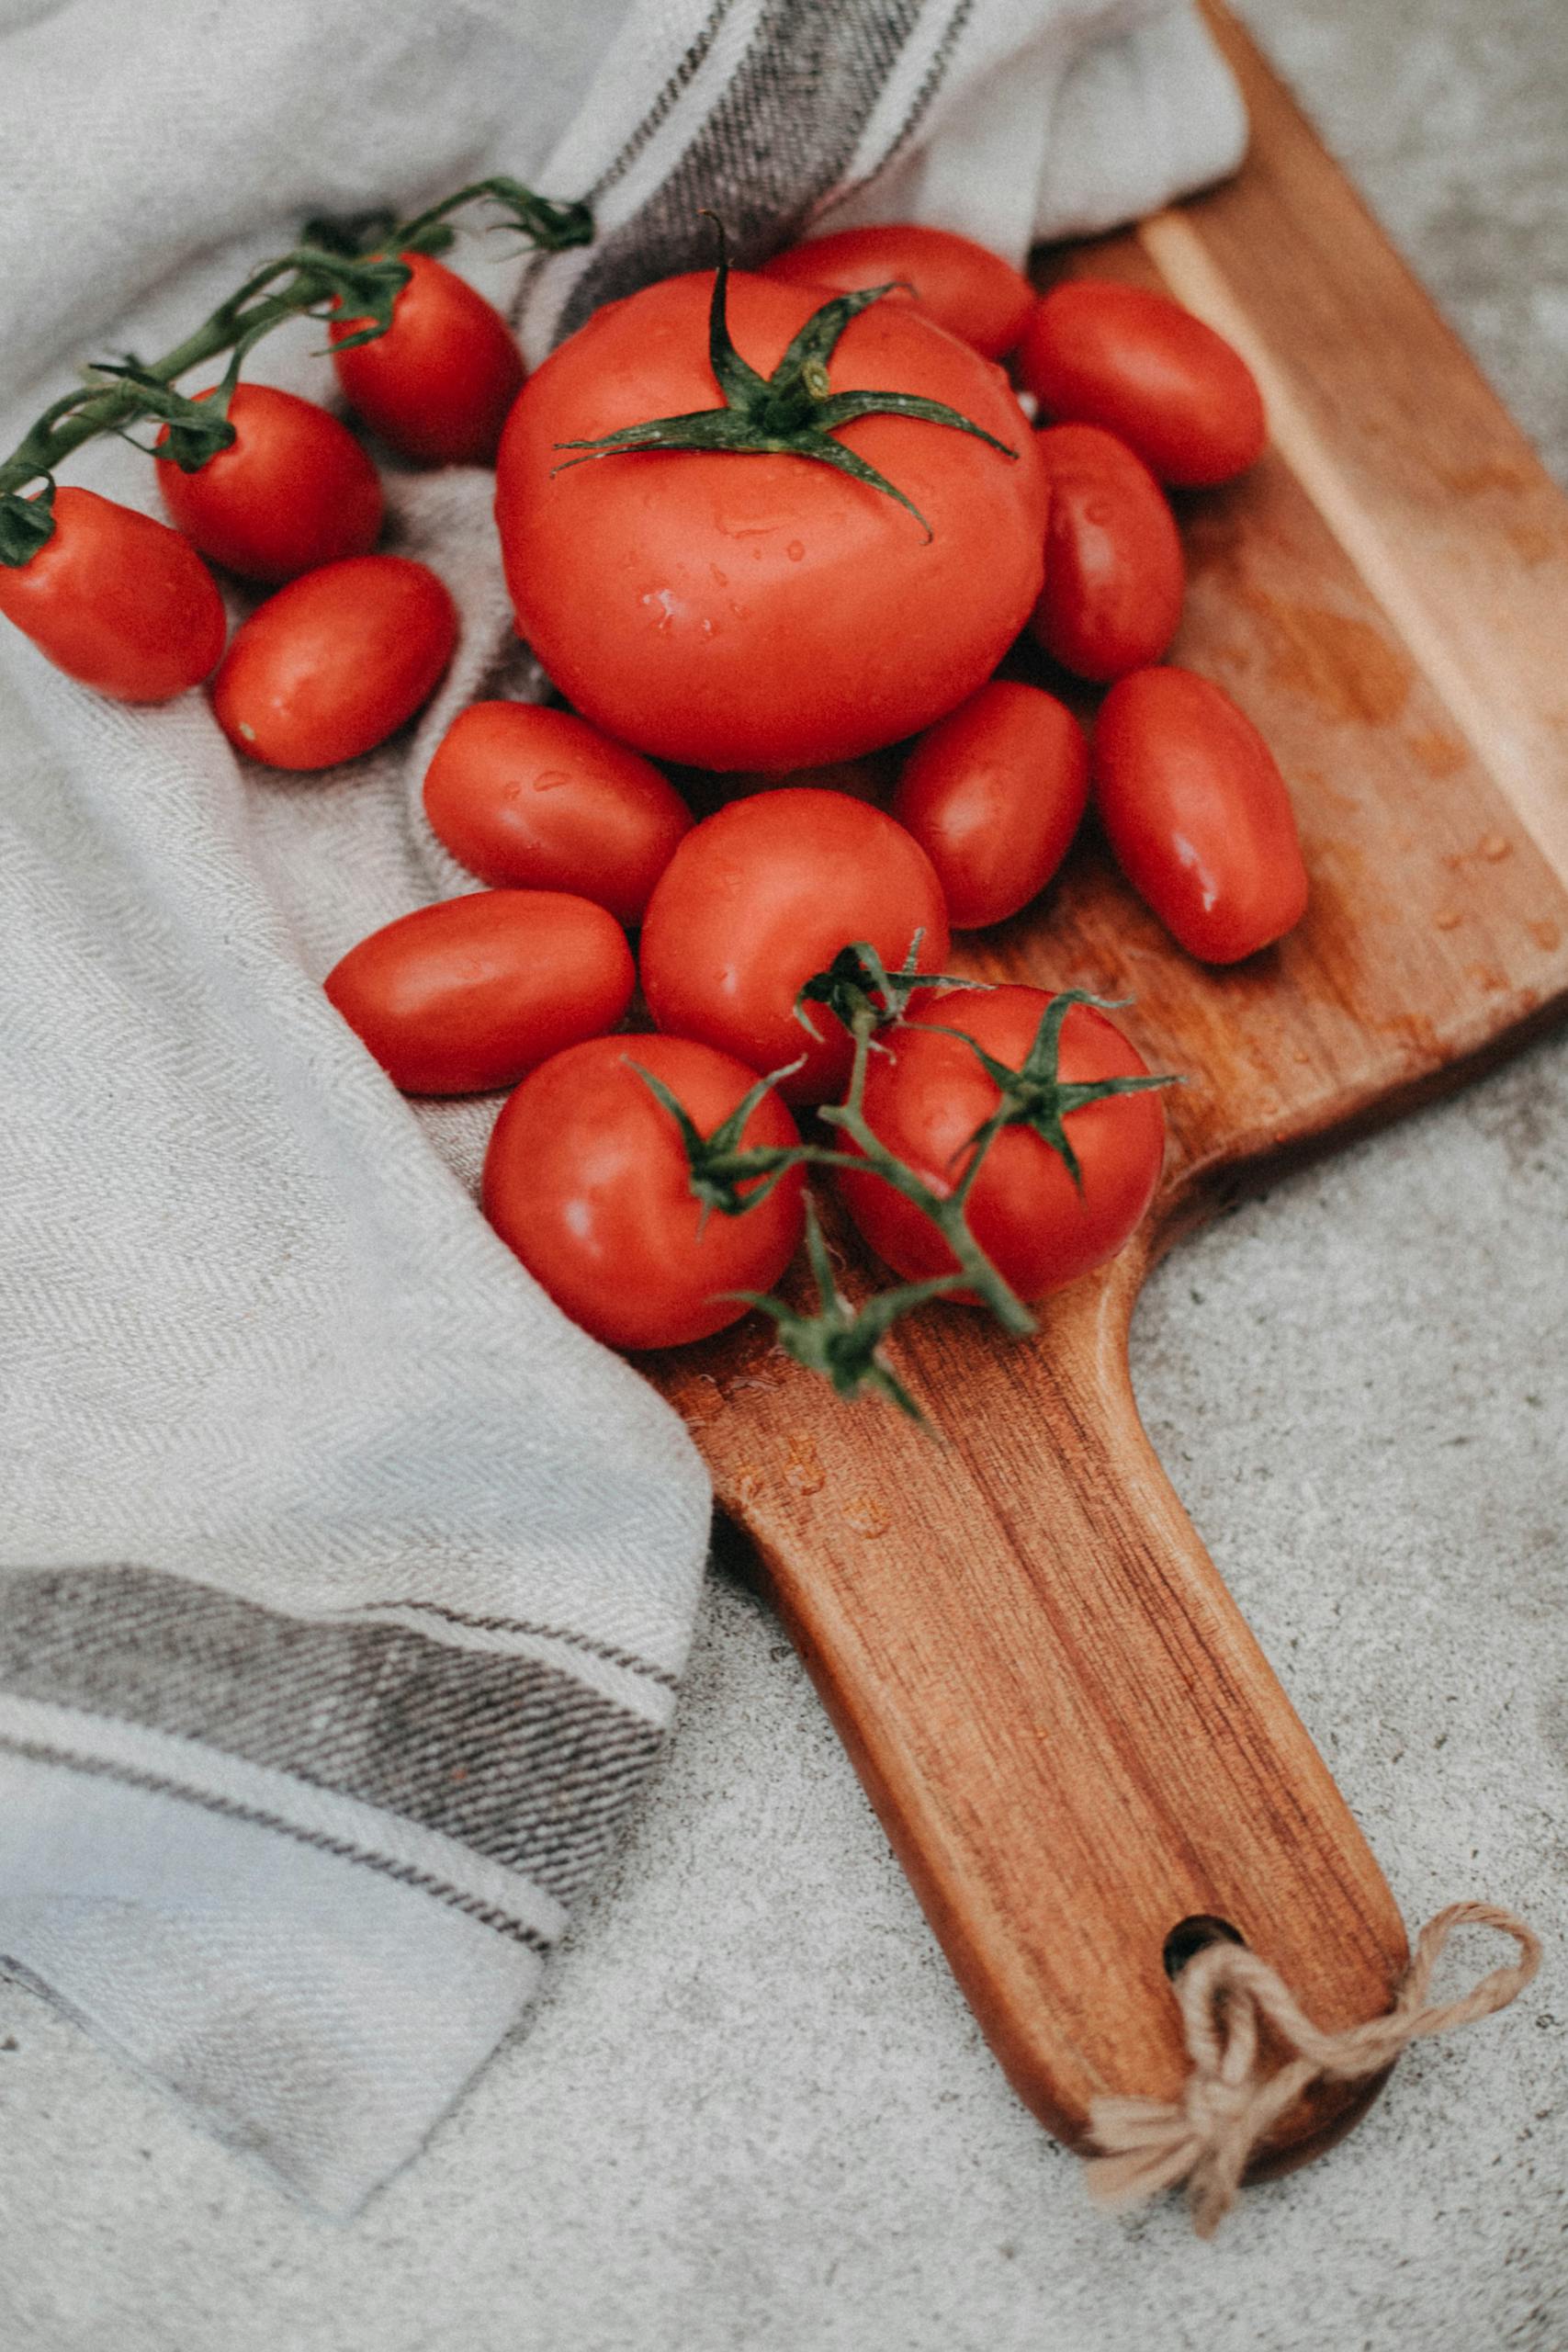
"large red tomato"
0,487,225,702
482,1034,806,1351
495,266,1047,770
638,788,951,1105
836,985,1167,1303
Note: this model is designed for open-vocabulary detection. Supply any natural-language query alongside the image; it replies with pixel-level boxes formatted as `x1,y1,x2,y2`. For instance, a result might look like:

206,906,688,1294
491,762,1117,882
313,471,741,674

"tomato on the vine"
495,253,1046,770
212,553,457,769
324,888,634,1095
761,223,1035,360
1017,279,1266,487
836,985,1167,1303
639,787,951,1105
891,680,1087,930
1027,422,1184,681
482,1033,806,1351
332,250,525,466
423,701,693,924
1093,666,1309,964
0,487,226,702
155,383,382,584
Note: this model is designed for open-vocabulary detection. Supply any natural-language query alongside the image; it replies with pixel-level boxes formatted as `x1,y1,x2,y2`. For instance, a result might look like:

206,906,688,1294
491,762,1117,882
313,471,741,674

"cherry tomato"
639,788,951,1106
1017,279,1266,488
154,383,382,585
1027,423,1184,681
496,267,1046,770
891,680,1087,930
423,701,693,924
331,251,525,466
1093,666,1309,963
0,487,225,702
211,554,457,770
837,985,1166,1302
483,1033,806,1350
324,888,633,1095
760,223,1034,360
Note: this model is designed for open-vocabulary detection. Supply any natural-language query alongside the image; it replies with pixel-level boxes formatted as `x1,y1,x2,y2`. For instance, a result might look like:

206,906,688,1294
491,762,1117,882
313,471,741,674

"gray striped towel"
0,0,1245,2214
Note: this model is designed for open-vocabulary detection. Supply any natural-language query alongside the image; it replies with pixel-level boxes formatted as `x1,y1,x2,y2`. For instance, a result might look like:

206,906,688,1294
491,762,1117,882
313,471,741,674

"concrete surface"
3,3,1567,2345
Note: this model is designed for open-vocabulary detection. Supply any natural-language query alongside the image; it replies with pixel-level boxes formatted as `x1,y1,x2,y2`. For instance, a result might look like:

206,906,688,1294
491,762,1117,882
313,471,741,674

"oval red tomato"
155,383,383,585
836,985,1166,1302
0,486,225,702
423,701,693,924
1017,279,1266,488
1093,666,1309,963
760,223,1034,360
1028,422,1184,681
891,680,1087,930
639,788,951,1105
331,250,525,467
495,267,1046,770
324,888,633,1095
482,1033,806,1350
211,554,457,770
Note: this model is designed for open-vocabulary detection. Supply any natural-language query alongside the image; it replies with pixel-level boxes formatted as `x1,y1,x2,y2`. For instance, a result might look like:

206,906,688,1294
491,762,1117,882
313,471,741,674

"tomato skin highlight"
837,986,1166,1303
1017,279,1266,488
1028,423,1184,682
331,250,525,467
155,383,383,584
211,554,457,770
1093,666,1309,964
891,680,1088,930
639,788,951,1106
0,486,226,702
483,1033,806,1351
495,269,1048,771
324,888,634,1096
423,701,693,924
760,223,1035,360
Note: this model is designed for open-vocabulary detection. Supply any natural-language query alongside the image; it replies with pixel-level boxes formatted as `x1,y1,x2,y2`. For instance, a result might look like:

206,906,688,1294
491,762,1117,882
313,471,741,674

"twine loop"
1086,1900,1540,2238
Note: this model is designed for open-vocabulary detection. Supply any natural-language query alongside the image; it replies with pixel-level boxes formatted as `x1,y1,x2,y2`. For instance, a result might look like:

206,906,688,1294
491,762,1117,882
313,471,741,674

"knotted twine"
1085,1900,1540,2238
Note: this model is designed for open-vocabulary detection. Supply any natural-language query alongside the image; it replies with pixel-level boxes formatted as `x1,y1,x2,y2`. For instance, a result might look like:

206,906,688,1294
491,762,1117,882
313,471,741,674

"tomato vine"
0,176,592,568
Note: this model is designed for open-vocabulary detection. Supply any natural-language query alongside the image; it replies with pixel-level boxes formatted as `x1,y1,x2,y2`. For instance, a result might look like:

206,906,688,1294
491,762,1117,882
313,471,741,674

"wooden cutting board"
648,3,1568,2176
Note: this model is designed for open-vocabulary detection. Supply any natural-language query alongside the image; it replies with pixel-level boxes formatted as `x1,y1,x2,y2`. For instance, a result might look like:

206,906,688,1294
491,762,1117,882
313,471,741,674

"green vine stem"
0,175,592,566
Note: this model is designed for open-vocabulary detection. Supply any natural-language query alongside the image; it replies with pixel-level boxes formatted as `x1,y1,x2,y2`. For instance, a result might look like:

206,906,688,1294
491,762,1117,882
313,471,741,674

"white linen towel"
0,0,1246,2215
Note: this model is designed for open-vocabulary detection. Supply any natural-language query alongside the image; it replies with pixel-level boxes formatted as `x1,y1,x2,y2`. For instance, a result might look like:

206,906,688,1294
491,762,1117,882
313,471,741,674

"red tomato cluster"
0,248,525,755
0,217,1316,1381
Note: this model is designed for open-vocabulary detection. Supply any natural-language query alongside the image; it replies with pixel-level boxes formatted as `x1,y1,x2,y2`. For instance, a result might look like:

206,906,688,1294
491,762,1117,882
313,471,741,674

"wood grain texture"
649,6,1568,2169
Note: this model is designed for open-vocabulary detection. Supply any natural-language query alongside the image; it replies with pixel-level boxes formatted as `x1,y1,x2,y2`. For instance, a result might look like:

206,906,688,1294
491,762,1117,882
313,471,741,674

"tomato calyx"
913,988,1179,1191
550,218,1020,541
794,933,979,1046
625,1051,807,1225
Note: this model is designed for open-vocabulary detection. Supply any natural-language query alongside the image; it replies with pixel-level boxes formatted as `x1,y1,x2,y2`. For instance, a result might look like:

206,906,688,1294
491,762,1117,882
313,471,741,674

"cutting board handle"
713,1238,1412,2173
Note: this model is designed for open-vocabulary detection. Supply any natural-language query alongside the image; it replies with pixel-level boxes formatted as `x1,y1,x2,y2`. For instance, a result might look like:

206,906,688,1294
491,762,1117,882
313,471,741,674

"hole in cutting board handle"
1163,1915,1247,1980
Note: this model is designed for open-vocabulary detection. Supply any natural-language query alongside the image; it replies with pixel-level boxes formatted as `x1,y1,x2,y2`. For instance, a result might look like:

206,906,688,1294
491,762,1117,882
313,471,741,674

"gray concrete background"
4,2,1567,2345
